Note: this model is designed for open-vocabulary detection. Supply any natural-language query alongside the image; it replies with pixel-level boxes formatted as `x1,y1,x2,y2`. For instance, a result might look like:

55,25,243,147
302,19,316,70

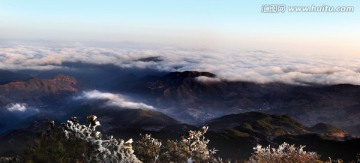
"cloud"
6,103,39,113
1,44,360,85
195,76,221,83
75,90,155,110
7,103,27,112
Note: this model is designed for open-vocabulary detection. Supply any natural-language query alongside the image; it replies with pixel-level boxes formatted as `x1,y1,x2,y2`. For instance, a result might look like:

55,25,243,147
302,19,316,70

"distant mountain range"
0,68,360,161
1,70,359,134
116,71,360,135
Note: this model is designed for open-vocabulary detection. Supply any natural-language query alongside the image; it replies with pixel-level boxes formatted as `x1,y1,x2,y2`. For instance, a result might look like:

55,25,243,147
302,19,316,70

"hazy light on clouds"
76,90,155,110
6,103,39,113
1,44,360,85
7,103,27,112
195,76,221,83
1,1,359,55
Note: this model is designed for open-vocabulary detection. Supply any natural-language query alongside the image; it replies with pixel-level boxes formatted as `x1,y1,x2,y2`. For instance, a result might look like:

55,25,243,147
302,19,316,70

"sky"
0,0,359,56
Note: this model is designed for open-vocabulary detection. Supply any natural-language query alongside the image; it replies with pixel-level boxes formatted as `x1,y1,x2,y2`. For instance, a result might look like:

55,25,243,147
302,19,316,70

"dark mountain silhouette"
116,71,360,135
203,112,359,161
135,56,163,62
207,112,309,137
64,102,179,134
310,123,346,137
0,113,56,157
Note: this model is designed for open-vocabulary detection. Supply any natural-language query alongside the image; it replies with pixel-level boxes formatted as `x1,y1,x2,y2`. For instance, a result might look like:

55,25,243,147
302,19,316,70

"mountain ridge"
116,71,360,135
0,74,77,93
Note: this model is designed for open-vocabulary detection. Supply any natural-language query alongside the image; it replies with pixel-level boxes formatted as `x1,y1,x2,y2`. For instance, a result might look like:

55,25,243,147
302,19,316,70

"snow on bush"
24,115,141,163
62,115,141,163
23,115,328,163
247,142,320,163
134,134,162,162
159,126,222,163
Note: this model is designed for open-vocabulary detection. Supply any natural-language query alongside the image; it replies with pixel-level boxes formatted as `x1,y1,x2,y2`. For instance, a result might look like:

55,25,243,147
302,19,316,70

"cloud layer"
1,44,360,85
75,90,155,110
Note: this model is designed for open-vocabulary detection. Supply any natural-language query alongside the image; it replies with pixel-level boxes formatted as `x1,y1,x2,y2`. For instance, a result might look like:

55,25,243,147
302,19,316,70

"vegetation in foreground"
1,115,359,163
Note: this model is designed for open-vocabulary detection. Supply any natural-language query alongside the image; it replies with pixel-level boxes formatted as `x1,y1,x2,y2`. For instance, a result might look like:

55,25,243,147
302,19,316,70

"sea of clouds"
1,44,360,85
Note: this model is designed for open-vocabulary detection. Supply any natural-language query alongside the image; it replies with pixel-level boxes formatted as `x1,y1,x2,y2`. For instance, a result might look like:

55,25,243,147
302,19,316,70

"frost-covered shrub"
134,134,162,162
23,119,88,162
247,142,320,163
160,126,222,163
23,115,141,163
63,115,141,162
134,127,223,163
23,115,331,163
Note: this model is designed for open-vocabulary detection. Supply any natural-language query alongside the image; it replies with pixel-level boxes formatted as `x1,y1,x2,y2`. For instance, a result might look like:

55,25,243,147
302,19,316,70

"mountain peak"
164,71,216,79
310,123,346,137
53,74,77,84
